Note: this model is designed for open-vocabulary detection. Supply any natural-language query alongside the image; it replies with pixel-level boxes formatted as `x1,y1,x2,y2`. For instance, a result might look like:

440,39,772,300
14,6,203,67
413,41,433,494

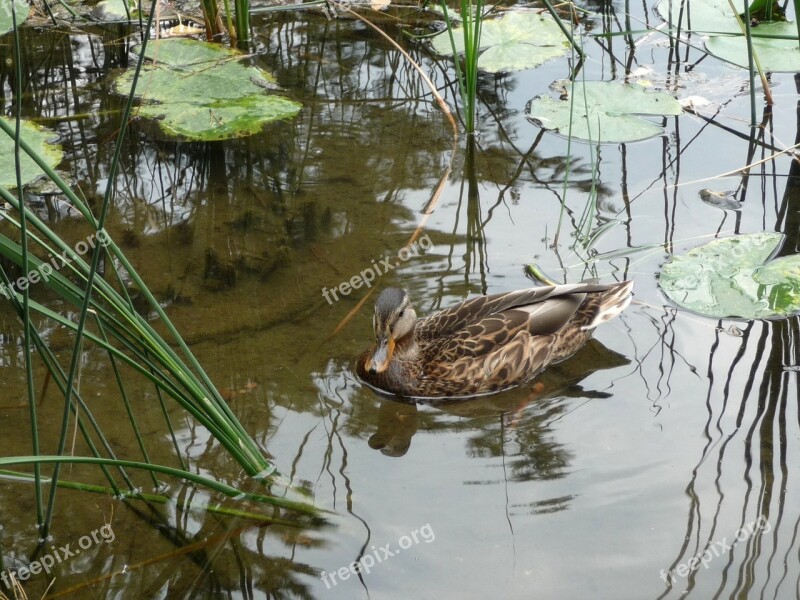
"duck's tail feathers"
582,280,634,331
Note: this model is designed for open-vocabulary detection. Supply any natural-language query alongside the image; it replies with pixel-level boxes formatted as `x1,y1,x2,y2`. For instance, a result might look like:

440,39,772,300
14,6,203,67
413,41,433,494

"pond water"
1,1,800,599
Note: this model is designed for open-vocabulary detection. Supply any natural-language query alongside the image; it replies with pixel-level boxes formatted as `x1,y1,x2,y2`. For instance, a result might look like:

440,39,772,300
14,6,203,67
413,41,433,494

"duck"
355,281,633,399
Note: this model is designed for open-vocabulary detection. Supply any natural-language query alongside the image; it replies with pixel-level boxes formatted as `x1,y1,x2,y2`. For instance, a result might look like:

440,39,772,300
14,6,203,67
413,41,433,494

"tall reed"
0,0,316,539
199,0,251,45
439,0,484,133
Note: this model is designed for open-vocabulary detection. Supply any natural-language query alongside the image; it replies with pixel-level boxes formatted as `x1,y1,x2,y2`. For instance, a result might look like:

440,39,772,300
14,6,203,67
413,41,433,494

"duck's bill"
366,337,394,374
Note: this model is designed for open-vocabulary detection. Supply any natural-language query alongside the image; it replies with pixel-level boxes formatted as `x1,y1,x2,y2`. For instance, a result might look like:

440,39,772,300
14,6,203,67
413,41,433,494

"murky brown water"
1,2,800,599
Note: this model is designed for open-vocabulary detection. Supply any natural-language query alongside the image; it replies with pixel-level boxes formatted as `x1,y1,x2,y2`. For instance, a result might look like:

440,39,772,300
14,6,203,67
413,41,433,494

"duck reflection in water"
364,338,630,458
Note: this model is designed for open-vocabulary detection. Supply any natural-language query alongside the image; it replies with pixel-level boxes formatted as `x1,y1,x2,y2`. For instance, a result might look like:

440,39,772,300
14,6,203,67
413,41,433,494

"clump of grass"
0,0,317,541
438,0,484,133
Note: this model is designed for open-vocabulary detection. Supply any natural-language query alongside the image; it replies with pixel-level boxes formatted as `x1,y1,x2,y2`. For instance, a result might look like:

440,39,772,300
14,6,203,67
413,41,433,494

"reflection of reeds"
659,0,774,120
463,136,488,287
657,317,800,599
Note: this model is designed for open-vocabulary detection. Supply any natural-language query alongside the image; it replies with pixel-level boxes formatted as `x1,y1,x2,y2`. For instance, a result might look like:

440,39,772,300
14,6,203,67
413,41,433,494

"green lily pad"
656,0,800,72
0,0,29,35
113,39,301,141
526,81,682,143
430,11,572,73
0,118,64,188
656,0,741,33
91,0,140,21
660,232,800,319
705,23,800,72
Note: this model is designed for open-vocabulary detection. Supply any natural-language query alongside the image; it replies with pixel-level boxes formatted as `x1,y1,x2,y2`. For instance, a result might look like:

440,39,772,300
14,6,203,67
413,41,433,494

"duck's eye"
398,309,405,319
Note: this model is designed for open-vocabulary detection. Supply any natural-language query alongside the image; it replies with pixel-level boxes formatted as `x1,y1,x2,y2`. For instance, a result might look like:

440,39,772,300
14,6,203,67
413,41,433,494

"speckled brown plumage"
356,281,634,399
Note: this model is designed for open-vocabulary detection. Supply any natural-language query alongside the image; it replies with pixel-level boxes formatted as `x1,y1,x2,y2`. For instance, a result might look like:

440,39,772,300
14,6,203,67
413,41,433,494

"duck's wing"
417,281,634,362
418,295,579,360
416,283,613,341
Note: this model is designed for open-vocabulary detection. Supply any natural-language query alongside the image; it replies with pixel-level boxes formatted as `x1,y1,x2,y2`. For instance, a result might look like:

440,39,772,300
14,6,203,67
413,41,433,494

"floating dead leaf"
218,388,238,401
680,96,713,111
700,188,742,211
162,23,205,37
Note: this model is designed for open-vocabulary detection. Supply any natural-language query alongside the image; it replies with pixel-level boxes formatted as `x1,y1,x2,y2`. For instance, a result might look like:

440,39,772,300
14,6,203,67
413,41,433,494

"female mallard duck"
356,281,633,399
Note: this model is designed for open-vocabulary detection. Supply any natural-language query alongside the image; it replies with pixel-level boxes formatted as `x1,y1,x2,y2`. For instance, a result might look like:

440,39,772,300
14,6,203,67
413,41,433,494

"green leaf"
660,232,800,319
135,37,258,70
0,0,29,35
656,0,800,72
430,11,572,73
135,95,305,141
656,0,741,33
0,118,64,188
705,23,800,72
113,39,301,141
526,81,682,143
91,0,139,21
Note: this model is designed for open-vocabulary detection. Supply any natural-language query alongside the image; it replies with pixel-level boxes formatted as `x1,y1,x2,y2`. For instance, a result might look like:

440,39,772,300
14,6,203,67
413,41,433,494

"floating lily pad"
91,0,140,21
526,81,682,143
660,232,800,319
656,0,741,33
430,11,572,73
0,0,29,35
706,23,800,72
0,118,63,188
114,39,301,141
656,0,800,72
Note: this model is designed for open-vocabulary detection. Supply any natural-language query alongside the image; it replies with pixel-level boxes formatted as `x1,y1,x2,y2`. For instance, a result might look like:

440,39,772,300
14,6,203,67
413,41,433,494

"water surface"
1,3,799,599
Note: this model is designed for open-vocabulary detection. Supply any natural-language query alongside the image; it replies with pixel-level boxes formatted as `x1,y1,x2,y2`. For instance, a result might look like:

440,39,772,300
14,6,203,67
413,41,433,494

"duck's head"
365,287,417,374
